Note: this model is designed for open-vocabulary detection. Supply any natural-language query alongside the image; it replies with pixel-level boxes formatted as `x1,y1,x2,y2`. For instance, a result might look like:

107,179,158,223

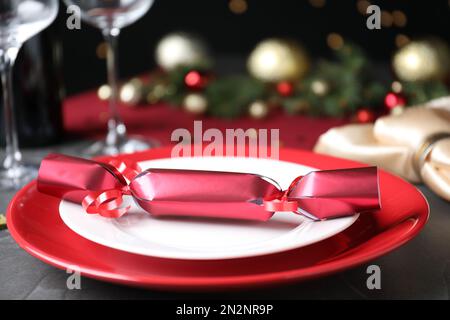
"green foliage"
402,81,449,105
287,43,387,116
142,43,448,118
205,76,265,118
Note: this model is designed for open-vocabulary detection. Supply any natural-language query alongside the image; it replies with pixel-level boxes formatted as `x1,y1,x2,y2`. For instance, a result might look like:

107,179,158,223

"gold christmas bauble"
120,78,143,106
247,39,309,82
155,32,211,71
248,100,269,119
146,83,170,104
183,93,208,114
311,79,329,96
393,38,450,82
97,84,111,101
0,214,6,230
390,105,405,116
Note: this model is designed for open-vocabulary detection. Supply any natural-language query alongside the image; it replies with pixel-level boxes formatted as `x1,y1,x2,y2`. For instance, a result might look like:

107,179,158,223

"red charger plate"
7,148,429,291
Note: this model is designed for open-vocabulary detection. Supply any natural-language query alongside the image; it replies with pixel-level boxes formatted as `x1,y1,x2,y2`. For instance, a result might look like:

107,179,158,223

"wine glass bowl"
0,0,58,46
0,0,59,191
64,0,154,30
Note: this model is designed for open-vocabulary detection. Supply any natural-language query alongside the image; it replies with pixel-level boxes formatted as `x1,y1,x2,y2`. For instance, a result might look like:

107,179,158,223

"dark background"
56,0,450,95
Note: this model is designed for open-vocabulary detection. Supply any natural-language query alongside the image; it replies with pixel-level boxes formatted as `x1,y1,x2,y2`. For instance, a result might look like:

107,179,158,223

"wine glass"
63,0,158,156
0,0,59,190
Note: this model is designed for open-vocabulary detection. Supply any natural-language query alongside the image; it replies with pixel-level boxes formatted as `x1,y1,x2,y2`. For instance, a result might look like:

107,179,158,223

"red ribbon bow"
82,160,142,218
263,176,303,212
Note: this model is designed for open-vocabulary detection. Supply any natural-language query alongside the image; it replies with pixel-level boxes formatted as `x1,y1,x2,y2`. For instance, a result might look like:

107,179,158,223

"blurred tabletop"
1,88,450,300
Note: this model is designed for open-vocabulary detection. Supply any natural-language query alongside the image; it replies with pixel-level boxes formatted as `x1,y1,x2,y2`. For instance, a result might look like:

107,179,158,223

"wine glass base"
0,165,38,191
84,136,160,158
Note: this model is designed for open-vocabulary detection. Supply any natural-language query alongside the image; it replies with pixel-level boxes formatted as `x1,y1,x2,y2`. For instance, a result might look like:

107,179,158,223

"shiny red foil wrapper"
37,154,380,221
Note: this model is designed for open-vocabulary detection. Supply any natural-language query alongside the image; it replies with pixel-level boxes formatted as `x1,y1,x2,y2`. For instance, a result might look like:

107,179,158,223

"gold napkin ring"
413,132,450,176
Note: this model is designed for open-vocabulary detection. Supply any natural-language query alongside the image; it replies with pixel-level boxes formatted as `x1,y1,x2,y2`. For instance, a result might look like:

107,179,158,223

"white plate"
59,157,358,260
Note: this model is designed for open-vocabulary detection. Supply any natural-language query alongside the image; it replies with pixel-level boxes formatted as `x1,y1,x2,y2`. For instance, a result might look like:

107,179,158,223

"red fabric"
63,90,349,150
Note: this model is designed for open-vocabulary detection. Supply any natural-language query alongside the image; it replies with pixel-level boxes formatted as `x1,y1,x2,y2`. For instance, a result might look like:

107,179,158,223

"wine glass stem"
103,28,126,148
0,46,22,172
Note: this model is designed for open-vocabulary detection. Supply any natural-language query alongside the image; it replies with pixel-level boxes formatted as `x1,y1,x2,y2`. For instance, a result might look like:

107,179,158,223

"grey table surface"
0,143,449,300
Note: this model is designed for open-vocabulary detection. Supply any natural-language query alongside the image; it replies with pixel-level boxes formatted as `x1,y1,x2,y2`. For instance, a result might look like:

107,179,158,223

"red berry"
356,108,375,123
184,71,208,90
276,81,294,97
384,92,406,110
